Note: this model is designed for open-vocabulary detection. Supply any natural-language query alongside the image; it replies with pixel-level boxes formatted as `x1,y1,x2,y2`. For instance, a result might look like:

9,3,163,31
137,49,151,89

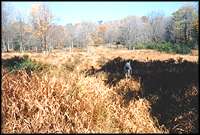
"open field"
1,47,199,133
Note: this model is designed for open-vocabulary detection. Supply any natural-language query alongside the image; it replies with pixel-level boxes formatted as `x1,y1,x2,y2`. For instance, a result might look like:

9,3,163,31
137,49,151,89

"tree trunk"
70,40,73,52
8,40,10,51
40,38,43,52
20,42,23,52
128,42,131,50
35,47,37,53
11,42,14,51
20,22,23,53
44,34,47,52
2,40,6,52
5,39,9,52
184,23,187,43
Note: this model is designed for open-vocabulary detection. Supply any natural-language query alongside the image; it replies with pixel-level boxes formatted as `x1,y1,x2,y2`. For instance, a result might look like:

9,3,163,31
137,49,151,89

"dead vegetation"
1,48,198,133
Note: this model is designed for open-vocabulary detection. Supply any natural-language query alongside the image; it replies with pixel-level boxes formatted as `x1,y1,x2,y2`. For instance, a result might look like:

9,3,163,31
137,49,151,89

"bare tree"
2,2,13,52
73,22,96,50
14,10,26,52
65,23,76,52
30,3,53,52
148,11,166,42
119,16,143,49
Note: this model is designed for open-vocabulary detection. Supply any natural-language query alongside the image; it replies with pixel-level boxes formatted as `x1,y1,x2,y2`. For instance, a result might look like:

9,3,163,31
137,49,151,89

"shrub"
2,56,47,73
135,43,146,49
146,43,157,49
135,41,191,54
173,44,191,54
156,42,174,53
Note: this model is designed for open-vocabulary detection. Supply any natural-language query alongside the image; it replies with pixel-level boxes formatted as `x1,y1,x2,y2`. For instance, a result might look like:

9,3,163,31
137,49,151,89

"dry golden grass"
1,47,198,133
1,70,167,133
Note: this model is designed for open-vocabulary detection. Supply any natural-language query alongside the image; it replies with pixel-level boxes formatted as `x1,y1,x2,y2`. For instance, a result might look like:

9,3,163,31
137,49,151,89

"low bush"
173,43,191,54
2,55,48,73
135,41,191,54
135,43,146,49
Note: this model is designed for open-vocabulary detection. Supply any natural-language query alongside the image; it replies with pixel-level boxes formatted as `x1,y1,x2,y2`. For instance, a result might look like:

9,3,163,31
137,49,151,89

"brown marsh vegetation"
1,48,198,133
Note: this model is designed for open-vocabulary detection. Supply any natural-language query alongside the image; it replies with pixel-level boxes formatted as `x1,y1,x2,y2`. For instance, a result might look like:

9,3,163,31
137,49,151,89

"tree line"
2,3,199,53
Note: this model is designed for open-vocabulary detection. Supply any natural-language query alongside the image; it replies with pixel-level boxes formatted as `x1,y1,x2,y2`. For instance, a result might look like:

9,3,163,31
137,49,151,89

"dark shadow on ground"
85,57,199,133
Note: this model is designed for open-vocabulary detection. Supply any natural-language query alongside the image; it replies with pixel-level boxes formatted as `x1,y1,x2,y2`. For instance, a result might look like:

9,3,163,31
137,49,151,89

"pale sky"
3,1,199,25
